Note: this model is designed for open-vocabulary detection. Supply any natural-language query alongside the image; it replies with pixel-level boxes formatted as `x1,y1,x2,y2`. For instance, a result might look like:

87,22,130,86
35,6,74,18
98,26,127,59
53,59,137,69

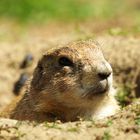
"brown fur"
0,40,119,122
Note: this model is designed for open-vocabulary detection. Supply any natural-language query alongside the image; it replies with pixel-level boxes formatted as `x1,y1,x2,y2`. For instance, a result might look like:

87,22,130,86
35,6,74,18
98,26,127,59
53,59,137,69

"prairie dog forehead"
45,40,103,60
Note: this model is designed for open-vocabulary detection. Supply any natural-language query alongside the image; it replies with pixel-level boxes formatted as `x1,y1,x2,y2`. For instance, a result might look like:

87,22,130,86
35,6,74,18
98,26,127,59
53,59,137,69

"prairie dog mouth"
84,79,110,98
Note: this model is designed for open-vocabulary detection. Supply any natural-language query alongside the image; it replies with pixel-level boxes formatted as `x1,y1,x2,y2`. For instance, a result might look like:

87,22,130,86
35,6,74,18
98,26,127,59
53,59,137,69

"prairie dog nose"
98,71,111,80
97,62,112,80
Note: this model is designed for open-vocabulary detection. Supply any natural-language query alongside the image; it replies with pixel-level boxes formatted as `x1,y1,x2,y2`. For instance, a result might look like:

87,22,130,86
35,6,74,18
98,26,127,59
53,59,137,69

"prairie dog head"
30,40,113,111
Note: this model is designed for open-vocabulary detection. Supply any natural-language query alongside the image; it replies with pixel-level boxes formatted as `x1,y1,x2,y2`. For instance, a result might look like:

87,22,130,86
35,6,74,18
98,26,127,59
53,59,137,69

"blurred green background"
0,0,139,24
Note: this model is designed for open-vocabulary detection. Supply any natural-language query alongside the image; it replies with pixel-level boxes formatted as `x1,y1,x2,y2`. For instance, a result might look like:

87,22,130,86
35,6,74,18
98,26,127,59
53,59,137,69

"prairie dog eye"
58,57,73,67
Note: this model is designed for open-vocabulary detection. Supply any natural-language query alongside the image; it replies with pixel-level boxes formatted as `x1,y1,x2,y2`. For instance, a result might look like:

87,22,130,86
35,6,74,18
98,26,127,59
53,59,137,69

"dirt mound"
0,98,139,140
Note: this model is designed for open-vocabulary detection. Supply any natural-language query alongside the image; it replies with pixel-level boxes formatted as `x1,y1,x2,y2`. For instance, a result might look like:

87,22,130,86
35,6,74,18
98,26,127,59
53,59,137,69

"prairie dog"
1,40,119,122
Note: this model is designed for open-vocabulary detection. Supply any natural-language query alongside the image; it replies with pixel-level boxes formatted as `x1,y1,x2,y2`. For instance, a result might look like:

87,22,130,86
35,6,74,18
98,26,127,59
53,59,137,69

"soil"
0,99,139,140
0,22,140,139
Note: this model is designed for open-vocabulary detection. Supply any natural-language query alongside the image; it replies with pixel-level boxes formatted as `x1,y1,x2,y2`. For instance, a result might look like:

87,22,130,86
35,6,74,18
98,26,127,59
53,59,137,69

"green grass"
135,116,140,125
115,86,132,107
103,131,111,140
0,0,139,23
45,122,61,129
106,120,113,127
67,127,79,132
0,0,94,22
